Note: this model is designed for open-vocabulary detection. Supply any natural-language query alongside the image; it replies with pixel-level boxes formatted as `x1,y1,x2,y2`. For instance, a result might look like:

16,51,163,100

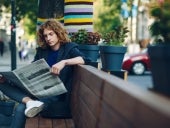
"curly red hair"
37,19,71,48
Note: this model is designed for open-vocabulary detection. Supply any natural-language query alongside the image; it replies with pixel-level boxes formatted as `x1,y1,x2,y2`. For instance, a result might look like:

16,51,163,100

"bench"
25,116,74,128
25,65,170,128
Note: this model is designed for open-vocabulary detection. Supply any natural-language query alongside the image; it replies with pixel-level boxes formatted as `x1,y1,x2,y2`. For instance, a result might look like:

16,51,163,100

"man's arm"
64,56,85,65
51,56,84,75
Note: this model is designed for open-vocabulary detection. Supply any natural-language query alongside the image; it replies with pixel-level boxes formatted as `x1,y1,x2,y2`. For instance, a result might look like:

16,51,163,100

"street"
127,72,153,90
0,50,34,71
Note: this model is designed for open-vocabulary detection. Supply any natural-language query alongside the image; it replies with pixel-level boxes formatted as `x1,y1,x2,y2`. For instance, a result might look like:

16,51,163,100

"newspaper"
0,59,67,98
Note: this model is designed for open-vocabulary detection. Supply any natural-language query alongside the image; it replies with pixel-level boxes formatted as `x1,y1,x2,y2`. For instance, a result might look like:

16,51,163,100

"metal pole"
11,0,17,70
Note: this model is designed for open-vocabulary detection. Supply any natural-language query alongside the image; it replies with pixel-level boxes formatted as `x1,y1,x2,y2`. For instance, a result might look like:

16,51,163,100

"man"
0,19,91,128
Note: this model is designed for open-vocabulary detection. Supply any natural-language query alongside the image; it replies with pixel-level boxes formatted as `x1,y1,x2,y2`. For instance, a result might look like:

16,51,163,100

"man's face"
43,29,59,48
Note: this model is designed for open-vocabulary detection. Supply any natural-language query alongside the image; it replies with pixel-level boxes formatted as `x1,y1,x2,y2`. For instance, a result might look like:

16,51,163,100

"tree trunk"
38,0,64,19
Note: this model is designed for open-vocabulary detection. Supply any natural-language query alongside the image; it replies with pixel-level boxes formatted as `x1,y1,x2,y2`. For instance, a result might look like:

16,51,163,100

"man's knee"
11,103,26,128
15,103,26,113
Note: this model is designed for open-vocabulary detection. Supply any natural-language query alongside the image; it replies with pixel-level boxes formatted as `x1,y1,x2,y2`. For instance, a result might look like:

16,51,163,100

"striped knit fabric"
37,0,93,33
64,0,93,33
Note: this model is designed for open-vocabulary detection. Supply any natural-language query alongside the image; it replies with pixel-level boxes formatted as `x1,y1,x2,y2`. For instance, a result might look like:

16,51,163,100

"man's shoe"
25,100,44,117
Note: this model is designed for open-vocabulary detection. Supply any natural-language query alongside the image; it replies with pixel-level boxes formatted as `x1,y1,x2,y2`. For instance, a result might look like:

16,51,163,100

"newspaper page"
0,59,67,98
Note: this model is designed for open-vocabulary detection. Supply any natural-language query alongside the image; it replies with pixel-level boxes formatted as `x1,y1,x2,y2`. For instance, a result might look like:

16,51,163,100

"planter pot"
0,100,15,116
148,45,170,95
99,45,127,71
78,44,99,62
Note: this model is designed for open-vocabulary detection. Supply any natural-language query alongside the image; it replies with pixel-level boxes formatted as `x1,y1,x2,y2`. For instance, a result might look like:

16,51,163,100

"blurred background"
0,0,165,91
0,0,156,54
0,0,160,70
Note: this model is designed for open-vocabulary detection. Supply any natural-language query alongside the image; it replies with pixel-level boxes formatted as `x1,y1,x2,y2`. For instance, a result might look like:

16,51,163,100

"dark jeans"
0,82,29,128
10,103,26,128
0,82,30,103
0,102,26,128
0,80,70,128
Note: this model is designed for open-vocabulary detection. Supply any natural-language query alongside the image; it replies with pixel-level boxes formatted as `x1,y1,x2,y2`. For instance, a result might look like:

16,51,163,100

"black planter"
78,44,99,62
99,45,127,71
148,45,170,95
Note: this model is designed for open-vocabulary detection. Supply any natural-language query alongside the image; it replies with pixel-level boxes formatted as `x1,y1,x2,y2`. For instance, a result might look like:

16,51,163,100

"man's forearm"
64,56,85,66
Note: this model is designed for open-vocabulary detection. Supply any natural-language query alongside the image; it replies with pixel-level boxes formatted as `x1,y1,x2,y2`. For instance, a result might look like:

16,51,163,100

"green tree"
94,0,123,33
0,0,38,38
38,0,64,19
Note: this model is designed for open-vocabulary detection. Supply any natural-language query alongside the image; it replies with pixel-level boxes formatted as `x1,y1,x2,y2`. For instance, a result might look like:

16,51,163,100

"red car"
122,49,151,75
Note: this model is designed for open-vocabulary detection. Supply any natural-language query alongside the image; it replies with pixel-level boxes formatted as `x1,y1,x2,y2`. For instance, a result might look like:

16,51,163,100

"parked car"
122,49,151,75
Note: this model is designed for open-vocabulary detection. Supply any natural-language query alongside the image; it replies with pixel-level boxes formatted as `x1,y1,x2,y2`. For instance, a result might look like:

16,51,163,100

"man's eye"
50,32,54,36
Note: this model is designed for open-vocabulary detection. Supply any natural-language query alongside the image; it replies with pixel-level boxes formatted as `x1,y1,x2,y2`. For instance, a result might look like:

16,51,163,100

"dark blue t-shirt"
47,49,58,67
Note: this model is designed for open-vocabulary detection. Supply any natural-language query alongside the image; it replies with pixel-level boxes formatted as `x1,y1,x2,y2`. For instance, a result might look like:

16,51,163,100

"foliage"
0,0,38,37
94,0,122,33
149,0,170,43
70,29,88,44
87,32,102,45
101,25,129,46
70,29,101,45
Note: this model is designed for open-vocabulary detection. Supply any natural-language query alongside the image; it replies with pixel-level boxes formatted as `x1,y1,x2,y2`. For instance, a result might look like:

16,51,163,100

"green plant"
149,0,170,43
70,29,88,44
101,25,129,46
87,32,101,45
70,29,101,45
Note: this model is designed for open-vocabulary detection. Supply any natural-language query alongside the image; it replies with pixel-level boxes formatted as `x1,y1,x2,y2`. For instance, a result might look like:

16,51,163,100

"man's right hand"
0,75,6,83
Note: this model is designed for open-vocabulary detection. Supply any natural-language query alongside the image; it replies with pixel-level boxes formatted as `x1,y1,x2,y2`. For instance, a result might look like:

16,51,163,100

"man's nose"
46,35,51,40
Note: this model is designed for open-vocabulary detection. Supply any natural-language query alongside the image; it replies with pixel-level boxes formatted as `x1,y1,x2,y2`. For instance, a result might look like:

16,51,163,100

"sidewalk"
0,50,35,71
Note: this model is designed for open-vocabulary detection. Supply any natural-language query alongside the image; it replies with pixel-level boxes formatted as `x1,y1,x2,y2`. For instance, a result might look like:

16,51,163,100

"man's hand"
51,60,66,75
0,75,6,83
